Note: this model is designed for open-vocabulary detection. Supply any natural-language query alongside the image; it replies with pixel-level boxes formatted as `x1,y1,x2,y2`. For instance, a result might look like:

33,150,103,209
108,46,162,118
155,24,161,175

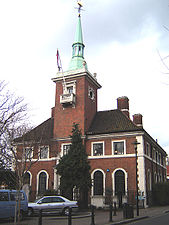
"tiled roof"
15,110,142,143
87,109,143,135
14,118,54,143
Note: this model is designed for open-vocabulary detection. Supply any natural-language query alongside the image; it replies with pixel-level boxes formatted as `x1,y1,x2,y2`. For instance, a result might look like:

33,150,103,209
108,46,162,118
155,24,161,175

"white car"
28,196,78,216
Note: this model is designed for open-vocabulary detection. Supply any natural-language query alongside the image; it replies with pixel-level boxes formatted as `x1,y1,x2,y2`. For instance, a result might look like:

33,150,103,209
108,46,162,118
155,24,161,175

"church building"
15,4,167,208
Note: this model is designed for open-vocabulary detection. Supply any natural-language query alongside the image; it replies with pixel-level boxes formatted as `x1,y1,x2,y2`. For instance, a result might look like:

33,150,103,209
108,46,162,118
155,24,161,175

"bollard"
90,205,95,225
68,207,72,225
38,209,42,225
113,202,117,216
109,204,113,222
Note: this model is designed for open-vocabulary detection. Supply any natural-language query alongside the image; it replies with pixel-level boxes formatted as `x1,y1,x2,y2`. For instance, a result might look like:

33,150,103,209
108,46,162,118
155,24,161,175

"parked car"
28,196,78,216
0,189,28,220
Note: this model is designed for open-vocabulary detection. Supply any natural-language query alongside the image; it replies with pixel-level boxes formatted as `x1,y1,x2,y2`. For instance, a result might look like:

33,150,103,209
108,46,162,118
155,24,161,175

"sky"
0,0,169,154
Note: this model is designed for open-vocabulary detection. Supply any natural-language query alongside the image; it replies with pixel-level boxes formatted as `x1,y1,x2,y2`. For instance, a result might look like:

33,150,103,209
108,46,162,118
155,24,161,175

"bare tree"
0,81,31,223
157,26,169,77
0,81,54,223
0,80,28,170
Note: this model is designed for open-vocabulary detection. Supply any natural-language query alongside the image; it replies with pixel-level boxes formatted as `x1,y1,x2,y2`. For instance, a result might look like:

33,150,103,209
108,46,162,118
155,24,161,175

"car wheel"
63,207,70,216
28,208,33,217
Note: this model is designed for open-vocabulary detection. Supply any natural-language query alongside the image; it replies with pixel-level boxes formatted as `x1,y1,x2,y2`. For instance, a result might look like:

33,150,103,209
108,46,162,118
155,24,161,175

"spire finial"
77,1,83,17
68,1,87,71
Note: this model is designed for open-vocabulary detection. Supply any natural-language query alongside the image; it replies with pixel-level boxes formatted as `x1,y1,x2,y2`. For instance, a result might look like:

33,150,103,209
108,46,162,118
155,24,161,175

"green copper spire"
68,3,87,71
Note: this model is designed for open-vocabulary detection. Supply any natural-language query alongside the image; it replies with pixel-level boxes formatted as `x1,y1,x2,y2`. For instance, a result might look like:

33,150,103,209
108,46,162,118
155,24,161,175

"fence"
35,204,118,225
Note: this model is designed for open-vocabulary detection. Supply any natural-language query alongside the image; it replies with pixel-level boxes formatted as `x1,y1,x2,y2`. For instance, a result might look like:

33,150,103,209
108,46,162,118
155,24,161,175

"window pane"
94,171,103,195
113,142,124,155
42,197,52,203
24,147,33,160
115,170,125,195
67,86,73,94
0,192,9,201
52,197,65,202
38,172,47,194
10,192,25,201
63,144,71,155
93,143,103,156
40,146,48,159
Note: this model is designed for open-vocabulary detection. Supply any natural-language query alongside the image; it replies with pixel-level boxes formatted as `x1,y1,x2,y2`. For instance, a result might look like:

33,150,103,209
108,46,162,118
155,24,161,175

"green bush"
152,182,169,206
43,189,59,196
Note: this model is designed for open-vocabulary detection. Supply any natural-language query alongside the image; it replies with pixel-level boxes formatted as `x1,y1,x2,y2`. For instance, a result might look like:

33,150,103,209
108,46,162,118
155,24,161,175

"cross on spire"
77,1,83,17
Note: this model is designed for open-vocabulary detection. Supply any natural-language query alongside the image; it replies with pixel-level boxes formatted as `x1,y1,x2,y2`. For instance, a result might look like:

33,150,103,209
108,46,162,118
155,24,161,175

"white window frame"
36,170,49,195
159,153,161,165
63,81,76,95
153,148,156,161
91,169,105,197
24,147,33,161
147,169,152,191
88,86,95,101
91,141,104,157
156,151,159,163
24,171,32,186
112,140,126,155
146,143,150,157
61,143,71,157
112,168,128,196
39,146,49,160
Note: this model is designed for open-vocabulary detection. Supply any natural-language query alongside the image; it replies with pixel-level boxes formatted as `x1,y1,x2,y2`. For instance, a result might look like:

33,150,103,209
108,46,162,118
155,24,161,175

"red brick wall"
53,75,98,138
84,77,97,132
28,160,56,200
86,135,138,192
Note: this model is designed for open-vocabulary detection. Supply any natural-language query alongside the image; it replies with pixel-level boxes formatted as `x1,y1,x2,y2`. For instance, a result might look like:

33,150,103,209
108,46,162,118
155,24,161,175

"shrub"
152,182,169,206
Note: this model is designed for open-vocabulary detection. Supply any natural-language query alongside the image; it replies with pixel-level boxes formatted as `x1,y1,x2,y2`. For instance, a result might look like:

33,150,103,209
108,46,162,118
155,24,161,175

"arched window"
115,170,125,195
93,171,103,195
24,172,31,185
38,172,47,194
147,170,152,191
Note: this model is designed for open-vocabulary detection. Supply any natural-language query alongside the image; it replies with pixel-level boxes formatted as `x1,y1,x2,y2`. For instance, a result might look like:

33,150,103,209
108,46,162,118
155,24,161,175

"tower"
52,3,101,138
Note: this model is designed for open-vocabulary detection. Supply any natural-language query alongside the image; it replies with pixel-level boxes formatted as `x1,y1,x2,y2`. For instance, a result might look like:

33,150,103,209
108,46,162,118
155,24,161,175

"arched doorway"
115,170,125,207
24,172,31,185
23,172,31,201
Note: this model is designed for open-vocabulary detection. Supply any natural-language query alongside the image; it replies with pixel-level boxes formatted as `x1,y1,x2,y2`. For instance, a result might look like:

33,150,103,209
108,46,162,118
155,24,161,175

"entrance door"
115,170,125,208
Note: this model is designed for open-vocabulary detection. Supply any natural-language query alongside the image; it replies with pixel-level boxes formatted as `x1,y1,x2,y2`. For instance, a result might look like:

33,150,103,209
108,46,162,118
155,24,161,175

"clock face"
88,87,95,101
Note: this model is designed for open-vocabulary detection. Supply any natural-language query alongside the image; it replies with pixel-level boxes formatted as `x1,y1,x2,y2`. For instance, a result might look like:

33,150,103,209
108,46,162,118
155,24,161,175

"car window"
41,197,52,203
0,192,9,201
10,193,16,201
10,192,25,201
52,197,65,203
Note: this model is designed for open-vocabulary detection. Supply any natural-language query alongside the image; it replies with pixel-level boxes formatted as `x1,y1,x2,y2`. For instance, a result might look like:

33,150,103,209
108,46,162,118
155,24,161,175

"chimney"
117,96,130,118
133,114,143,127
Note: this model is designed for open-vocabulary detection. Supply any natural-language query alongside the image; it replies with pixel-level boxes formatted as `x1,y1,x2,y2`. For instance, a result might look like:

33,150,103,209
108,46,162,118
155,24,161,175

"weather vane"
75,1,83,17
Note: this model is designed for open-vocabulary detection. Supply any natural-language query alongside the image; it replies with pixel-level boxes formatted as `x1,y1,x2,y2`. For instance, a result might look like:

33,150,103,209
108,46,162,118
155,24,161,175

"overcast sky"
0,0,169,154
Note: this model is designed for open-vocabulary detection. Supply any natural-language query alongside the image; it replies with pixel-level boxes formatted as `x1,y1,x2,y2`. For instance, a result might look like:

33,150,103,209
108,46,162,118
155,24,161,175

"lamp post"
132,140,140,216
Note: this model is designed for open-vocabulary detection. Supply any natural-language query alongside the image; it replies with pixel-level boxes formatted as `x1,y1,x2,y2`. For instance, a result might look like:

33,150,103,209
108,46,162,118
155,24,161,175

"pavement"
1,205,169,225
103,205,169,225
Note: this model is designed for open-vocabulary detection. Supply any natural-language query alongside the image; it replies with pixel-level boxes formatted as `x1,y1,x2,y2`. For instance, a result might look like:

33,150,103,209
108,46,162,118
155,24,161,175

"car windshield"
34,197,42,203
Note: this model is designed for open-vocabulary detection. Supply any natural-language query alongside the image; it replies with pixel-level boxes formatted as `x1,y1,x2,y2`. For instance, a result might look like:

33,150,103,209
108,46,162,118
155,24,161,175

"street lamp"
132,140,140,216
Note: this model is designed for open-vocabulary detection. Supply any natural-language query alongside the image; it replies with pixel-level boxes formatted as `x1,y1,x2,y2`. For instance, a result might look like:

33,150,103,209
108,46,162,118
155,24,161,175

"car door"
50,197,65,213
37,197,53,211
0,192,10,219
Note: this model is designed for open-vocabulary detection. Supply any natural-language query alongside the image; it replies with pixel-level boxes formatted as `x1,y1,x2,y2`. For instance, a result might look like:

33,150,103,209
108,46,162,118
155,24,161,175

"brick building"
15,8,167,207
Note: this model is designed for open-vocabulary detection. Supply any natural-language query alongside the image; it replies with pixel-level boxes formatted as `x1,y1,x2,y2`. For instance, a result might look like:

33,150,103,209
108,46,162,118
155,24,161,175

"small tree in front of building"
56,123,91,208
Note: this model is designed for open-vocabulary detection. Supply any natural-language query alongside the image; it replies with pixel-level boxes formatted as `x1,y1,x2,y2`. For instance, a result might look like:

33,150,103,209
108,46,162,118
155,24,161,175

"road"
0,211,107,225
130,213,169,225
